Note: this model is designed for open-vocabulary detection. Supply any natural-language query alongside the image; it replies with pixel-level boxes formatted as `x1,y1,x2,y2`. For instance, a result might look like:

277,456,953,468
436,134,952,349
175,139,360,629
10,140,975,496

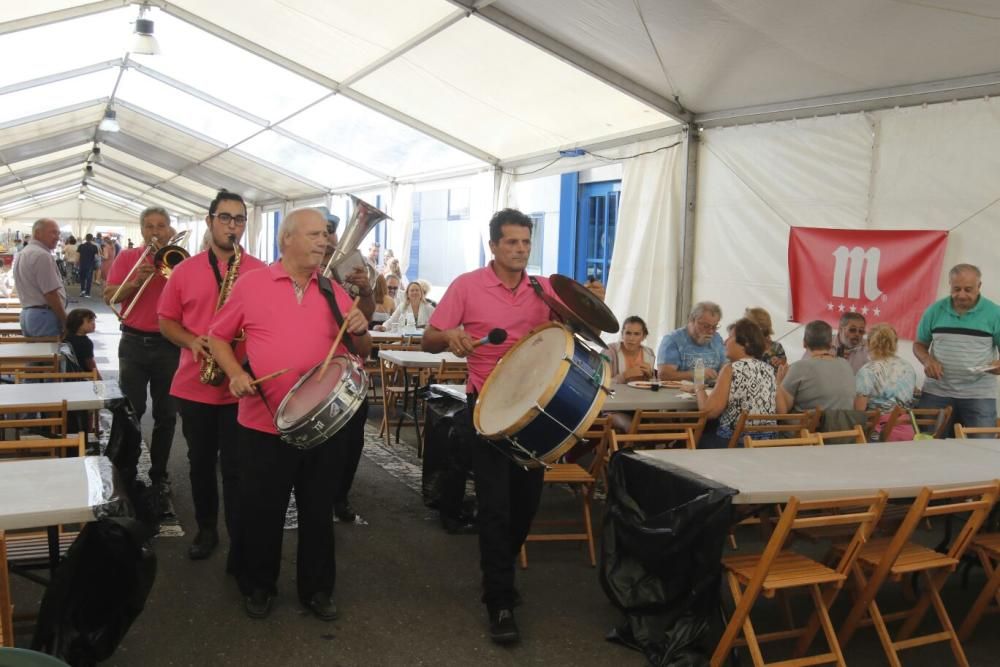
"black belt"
121,324,162,338
24,305,51,310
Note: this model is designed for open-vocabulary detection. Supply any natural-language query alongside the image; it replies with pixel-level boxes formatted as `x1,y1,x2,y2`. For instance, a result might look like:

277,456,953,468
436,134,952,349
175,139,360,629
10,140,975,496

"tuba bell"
322,195,391,294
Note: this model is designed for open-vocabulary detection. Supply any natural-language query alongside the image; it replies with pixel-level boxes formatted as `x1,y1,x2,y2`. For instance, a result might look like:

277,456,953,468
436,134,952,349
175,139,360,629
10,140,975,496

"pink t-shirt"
108,246,167,333
209,261,357,435
429,265,556,392
157,248,267,405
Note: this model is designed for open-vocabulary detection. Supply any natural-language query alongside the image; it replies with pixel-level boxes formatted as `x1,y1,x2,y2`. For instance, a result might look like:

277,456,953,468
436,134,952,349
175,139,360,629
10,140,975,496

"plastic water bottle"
693,358,705,387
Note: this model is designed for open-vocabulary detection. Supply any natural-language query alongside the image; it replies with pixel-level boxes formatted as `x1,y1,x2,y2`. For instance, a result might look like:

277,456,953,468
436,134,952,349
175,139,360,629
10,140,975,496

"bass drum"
274,355,368,449
473,322,610,468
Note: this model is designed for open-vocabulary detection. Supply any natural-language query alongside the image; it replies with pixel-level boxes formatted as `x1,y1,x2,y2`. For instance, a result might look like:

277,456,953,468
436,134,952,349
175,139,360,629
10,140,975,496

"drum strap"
317,275,358,356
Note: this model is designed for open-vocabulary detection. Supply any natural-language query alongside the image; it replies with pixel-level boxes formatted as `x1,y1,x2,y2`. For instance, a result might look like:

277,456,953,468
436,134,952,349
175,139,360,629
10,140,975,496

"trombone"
109,230,190,320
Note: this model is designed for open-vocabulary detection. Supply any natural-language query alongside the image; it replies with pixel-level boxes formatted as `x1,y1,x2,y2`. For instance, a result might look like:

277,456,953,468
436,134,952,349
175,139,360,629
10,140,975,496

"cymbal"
536,290,607,349
549,274,620,334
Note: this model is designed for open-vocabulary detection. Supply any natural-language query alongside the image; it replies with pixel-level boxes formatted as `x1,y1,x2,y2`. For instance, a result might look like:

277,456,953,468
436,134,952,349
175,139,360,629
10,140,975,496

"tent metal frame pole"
0,0,125,36
675,125,698,329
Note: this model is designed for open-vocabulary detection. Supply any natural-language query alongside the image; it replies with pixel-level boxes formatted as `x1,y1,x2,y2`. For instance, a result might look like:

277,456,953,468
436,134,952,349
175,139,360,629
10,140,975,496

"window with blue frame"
577,181,620,283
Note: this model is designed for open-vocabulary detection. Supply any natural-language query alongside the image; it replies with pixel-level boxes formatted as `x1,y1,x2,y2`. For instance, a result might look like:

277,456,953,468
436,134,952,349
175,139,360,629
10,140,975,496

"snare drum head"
476,324,570,436
279,358,347,423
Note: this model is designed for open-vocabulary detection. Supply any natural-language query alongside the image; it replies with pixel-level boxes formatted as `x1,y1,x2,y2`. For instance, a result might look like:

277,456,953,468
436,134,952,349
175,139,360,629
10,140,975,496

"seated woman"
605,316,656,432
695,318,776,449
370,274,395,325
854,323,917,441
744,306,786,369
379,280,435,330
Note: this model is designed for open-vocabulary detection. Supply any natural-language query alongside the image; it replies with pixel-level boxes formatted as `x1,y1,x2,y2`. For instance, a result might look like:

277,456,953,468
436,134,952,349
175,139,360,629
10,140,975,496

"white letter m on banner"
831,246,883,300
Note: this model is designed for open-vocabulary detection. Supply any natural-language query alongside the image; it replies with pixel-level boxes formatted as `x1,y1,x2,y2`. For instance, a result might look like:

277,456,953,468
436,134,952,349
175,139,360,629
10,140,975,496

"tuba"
322,195,390,295
199,236,241,385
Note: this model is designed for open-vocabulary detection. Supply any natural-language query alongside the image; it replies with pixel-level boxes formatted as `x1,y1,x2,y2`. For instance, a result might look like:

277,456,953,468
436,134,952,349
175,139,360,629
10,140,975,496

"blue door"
575,181,621,284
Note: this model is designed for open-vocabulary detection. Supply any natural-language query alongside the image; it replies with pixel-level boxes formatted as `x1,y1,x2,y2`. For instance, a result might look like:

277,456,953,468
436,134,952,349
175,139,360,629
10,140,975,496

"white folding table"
0,380,123,411
0,342,59,359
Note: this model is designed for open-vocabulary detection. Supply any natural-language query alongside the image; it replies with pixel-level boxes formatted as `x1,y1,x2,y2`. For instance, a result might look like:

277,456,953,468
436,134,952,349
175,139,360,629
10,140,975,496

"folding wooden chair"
837,482,1000,667
0,432,85,459
14,370,98,383
0,354,60,376
958,532,1000,640
743,431,822,448
610,430,696,453
711,492,888,667
954,419,1000,439
727,410,820,448
815,424,867,445
0,336,60,344
0,400,68,443
430,360,467,386
378,351,430,447
627,409,708,443
0,531,11,647
882,405,953,439
520,420,611,569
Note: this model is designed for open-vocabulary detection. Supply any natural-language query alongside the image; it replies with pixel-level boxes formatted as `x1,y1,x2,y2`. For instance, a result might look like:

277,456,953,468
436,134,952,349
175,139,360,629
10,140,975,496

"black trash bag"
31,517,157,667
98,400,158,531
600,450,735,667
420,390,471,517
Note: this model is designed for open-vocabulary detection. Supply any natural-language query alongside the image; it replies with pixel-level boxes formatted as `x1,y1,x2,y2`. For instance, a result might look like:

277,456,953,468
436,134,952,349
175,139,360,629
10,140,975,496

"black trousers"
333,399,369,506
177,400,240,557
458,394,544,611
118,333,180,484
237,425,341,601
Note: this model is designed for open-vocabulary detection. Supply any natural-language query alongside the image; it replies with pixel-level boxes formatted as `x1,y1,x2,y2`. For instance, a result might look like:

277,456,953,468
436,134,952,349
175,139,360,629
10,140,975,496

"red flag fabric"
788,228,948,339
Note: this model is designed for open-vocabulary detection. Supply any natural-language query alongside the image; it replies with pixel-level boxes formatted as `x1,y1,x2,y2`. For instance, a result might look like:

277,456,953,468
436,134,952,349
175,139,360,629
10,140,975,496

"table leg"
46,526,59,575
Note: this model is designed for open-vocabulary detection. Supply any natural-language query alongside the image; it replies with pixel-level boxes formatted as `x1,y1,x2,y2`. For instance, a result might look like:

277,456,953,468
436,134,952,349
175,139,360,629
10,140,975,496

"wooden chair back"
815,423,867,445
883,405,953,439
0,354,60,374
0,336,60,344
955,420,1000,439
14,370,98,383
628,410,708,442
743,430,822,448
0,531,11,647
0,400,68,442
611,430,696,452
0,432,85,459
726,410,819,448
432,360,467,385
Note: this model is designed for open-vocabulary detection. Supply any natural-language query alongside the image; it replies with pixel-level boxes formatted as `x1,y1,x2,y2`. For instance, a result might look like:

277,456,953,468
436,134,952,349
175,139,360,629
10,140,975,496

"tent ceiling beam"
695,71,1000,128
0,0,126,36
445,0,690,124
499,123,685,171
100,159,212,209
0,125,99,169
154,1,499,165
0,154,89,188
0,59,120,97
0,99,108,133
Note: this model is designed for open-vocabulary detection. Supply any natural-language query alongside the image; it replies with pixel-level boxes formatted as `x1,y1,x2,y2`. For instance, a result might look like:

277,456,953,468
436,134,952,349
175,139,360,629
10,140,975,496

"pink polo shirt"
429,265,556,392
209,261,356,435
108,247,166,333
157,248,267,405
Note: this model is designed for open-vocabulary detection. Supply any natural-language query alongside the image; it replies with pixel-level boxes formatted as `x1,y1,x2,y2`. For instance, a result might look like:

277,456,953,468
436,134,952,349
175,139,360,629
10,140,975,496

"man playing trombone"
105,206,183,512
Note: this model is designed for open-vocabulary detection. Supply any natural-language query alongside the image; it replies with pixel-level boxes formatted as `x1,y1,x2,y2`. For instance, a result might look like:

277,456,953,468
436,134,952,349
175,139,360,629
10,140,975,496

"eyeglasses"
845,327,866,335
693,320,720,333
387,286,399,293
213,212,247,227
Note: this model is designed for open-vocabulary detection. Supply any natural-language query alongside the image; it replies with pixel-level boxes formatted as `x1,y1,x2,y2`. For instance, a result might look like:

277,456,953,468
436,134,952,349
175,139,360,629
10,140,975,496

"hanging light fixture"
132,5,160,55
98,108,120,133
90,146,104,165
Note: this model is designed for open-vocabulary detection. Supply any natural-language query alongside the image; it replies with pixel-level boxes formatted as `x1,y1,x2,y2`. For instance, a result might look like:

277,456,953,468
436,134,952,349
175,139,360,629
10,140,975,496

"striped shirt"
916,295,1000,399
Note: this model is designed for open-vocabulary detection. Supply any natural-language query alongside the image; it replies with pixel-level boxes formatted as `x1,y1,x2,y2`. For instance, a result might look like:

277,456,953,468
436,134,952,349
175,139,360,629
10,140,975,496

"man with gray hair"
830,312,869,373
657,301,726,381
777,320,855,412
913,263,1000,433
12,218,67,337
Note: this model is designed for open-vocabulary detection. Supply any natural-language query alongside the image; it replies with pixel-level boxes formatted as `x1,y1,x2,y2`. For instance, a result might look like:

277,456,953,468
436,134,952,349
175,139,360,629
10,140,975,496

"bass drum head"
475,323,570,437
275,358,348,428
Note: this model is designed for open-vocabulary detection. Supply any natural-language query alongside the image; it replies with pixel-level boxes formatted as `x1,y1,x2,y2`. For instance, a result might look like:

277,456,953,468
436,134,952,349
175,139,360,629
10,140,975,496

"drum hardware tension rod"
562,354,612,393
503,436,551,470
533,402,585,442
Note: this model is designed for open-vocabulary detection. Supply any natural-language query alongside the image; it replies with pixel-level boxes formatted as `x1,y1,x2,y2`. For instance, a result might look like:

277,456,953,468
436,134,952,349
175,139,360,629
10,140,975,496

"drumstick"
249,368,290,387
317,296,361,381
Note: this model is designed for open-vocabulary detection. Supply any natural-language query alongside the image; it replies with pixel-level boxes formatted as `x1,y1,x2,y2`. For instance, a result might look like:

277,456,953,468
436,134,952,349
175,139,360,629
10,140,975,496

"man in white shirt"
12,218,67,337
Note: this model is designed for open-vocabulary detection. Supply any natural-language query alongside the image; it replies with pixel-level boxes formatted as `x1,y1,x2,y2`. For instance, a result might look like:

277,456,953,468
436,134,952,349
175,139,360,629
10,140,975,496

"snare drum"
474,322,610,467
274,355,368,449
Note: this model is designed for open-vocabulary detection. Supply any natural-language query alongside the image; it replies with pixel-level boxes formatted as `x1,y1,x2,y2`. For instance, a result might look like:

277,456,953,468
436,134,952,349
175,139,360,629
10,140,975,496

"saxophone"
199,237,241,386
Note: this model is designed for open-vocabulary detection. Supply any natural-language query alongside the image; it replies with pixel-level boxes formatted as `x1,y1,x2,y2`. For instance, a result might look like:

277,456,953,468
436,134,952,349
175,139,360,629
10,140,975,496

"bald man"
13,218,67,337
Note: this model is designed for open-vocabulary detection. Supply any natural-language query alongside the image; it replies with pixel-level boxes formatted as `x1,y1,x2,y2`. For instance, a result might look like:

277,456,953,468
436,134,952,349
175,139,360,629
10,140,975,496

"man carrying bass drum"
158,191,266,567
423,208,559,645
207,208,370,621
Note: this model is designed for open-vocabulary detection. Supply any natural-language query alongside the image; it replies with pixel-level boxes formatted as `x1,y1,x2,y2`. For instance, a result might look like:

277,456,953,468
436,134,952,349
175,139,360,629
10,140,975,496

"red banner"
788,228,948,339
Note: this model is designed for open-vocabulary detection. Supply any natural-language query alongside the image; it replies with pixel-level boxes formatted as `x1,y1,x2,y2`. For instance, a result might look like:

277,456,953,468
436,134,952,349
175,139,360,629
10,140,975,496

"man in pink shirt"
423,209,556,645
159,191,266,565
208,208,369,621
105,207,181,509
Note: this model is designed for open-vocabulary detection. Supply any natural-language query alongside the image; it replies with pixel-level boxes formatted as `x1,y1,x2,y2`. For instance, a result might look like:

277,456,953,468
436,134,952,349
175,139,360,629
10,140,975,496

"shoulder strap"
528,275,544,297
317,275,357,356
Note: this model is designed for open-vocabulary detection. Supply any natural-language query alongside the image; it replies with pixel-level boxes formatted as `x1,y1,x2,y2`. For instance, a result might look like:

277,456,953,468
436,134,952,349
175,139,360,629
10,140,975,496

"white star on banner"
826,302,834,311
861,306,869,315
874,307,881,316
837,303,845,312
849,303,857,312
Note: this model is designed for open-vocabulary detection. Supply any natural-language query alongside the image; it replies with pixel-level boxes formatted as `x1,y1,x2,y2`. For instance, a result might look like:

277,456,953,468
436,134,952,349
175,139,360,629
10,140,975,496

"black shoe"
187,527,219,560
334,501,356,523
303,592,338,621
442,515,477,535
488,608,519,644
244,590,273,619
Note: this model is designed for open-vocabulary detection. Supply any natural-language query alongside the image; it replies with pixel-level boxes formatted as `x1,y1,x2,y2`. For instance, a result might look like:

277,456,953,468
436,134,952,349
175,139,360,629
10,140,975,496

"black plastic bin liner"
600,450,735,667
420,389,469,512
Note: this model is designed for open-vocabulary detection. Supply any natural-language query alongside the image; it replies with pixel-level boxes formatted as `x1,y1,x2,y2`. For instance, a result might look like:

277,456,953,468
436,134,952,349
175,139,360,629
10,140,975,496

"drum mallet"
318,296,361,380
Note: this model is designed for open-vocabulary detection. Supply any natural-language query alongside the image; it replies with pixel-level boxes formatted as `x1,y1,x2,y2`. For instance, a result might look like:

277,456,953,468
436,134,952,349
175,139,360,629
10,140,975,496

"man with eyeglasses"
657,301,727,381
827,312,869,373
385,275,401,308
106,207,182,514
159,191,267,566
